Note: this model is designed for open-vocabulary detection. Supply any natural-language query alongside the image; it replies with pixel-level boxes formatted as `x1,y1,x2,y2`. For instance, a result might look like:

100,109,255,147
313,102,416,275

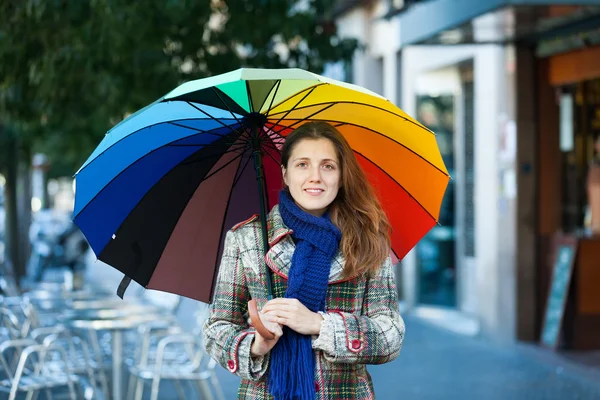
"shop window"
560,78,600,233
416,94,456,307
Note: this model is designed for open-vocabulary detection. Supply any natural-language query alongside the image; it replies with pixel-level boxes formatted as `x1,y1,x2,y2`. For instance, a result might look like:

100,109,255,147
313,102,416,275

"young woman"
203,121,405,399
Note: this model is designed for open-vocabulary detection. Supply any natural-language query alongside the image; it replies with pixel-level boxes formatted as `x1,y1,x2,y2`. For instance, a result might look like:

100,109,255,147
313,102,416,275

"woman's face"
282,138,341,217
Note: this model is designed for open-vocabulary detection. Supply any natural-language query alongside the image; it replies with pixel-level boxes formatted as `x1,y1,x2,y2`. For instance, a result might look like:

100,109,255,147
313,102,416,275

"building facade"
332,0,600,345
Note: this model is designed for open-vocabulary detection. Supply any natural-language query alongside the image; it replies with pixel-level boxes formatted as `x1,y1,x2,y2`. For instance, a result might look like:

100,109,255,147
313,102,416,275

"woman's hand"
250,311,283,357
261,298,324,336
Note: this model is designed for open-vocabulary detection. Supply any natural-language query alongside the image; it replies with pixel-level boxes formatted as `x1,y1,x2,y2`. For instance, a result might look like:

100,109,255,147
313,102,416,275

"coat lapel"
264,206,347,284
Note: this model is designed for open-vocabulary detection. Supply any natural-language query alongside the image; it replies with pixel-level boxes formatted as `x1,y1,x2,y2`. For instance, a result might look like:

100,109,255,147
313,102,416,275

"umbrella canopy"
73,68,450,303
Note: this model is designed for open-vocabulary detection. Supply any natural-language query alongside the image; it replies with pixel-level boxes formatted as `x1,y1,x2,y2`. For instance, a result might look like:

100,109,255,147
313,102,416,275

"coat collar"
264,205,349,284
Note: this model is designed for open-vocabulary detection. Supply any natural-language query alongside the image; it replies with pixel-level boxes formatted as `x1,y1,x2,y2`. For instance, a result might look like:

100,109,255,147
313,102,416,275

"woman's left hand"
261,298,323,336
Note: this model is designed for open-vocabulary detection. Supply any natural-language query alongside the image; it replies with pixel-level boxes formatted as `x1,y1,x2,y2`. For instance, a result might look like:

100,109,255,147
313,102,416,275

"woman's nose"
308,166,322,182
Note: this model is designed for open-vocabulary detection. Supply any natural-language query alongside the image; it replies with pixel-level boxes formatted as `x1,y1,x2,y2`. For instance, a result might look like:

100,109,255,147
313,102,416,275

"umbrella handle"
248,299,275,340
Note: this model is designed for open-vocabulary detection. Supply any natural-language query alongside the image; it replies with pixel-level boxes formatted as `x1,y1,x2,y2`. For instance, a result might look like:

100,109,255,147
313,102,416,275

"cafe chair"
0,338,77,400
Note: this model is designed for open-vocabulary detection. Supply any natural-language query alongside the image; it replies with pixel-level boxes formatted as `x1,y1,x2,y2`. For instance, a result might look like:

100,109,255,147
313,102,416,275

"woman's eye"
297,162,307,168
323,164,335,170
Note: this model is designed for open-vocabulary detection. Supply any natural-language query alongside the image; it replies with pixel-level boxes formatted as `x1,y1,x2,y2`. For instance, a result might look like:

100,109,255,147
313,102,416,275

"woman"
203,121,405,399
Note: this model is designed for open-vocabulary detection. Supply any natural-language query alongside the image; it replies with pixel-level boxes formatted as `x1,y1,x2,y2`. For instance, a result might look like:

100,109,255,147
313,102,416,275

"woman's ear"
281,165,288,186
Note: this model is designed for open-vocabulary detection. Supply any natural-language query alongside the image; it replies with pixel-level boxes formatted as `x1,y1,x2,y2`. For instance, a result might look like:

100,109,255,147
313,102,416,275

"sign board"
541,235,578,349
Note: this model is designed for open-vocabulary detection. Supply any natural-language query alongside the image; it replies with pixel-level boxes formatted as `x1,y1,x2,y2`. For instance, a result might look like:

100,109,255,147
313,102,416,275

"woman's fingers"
269,310,292,323
262,311,278,322
262,298,301,313
260,312,283,336
251,299,312,335
265,310,300,328
261,305,279,313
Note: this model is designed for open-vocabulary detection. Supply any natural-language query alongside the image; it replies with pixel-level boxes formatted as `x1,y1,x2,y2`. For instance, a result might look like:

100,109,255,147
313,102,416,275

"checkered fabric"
202,205,405,399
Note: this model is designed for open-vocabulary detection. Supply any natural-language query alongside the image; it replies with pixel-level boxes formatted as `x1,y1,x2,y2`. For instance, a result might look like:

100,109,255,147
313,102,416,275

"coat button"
315,382,320,392
227,360,235,371
351,339,361,349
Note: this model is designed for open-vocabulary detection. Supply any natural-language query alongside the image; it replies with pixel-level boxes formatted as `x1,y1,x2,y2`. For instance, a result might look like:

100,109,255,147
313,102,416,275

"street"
93,262,600,400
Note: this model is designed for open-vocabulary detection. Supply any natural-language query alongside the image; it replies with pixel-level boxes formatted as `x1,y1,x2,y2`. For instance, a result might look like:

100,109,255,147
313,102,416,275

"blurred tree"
0,0,357,280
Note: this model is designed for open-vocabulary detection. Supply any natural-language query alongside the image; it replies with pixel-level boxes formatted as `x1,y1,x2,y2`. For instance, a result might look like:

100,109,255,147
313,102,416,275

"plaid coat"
202,205,405,399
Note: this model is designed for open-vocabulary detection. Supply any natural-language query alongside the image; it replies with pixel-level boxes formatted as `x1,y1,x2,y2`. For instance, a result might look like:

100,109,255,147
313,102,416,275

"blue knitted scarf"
268,190,341,400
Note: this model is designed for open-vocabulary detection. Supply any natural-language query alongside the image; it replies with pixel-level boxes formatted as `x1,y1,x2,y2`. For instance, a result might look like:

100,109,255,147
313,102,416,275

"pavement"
197,309,600,399
77,261,600,399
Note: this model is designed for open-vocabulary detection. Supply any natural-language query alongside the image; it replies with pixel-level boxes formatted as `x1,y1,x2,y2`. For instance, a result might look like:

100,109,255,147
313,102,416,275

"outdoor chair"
127,333,223,400
31,326,106,399
0,338,77,400
2,295,110,399
125,302,224,400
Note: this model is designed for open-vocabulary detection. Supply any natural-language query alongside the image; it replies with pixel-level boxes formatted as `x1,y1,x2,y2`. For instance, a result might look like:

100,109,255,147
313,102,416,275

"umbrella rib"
263,123,288,141
165,121,246,151
232,152,254,188
186,101,244,137
271,103,336,135
227,140,252,156
246,81,255,113
260,142,279,154
263,82,326,117
168,121,232,139
210,146,247,302
268,85,320,131
258,80,280,115
272,116,449,177
251,129,280,153
257,138,280,154
77,118,239,176
260,127,279,146
170,142,248,156
74,128,240,220
261,147,281,168
353,148,446,222
159,148,242,168
257,128,278,148
269,100,434,135
197,151,246,180
264,80,282,117
168,142,237,148
211,87,246,127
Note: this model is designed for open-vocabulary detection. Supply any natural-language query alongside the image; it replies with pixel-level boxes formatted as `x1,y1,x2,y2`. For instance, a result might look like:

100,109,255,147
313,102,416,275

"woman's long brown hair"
280,121,392,277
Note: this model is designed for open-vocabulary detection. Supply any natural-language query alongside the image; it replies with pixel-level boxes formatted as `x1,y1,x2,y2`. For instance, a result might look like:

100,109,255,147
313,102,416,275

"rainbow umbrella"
73,68,449,304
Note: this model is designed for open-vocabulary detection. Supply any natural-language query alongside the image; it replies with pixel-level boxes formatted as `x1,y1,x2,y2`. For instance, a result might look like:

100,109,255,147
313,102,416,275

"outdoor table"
22,291,111,315
65,310,175,400
60,305,161,321
23,289,103,301
67,298,143,310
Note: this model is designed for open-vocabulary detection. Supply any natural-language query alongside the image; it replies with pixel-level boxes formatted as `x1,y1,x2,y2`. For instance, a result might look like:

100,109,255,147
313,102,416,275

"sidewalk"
199,309,600,399
87,261,600,399
367,315,600,400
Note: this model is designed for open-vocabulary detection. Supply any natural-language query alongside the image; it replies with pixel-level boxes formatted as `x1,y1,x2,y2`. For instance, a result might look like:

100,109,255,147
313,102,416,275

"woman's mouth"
304,188,324,196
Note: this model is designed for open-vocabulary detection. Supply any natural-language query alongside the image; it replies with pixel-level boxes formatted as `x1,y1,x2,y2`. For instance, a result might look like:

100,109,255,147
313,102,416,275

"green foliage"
0,0,357,177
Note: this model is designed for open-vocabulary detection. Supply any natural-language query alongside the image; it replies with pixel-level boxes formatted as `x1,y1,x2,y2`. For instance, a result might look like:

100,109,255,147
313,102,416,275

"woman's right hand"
250,311,283,357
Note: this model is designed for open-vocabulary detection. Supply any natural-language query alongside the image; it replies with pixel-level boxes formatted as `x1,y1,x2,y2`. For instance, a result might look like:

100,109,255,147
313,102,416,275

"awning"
396,0,600,55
